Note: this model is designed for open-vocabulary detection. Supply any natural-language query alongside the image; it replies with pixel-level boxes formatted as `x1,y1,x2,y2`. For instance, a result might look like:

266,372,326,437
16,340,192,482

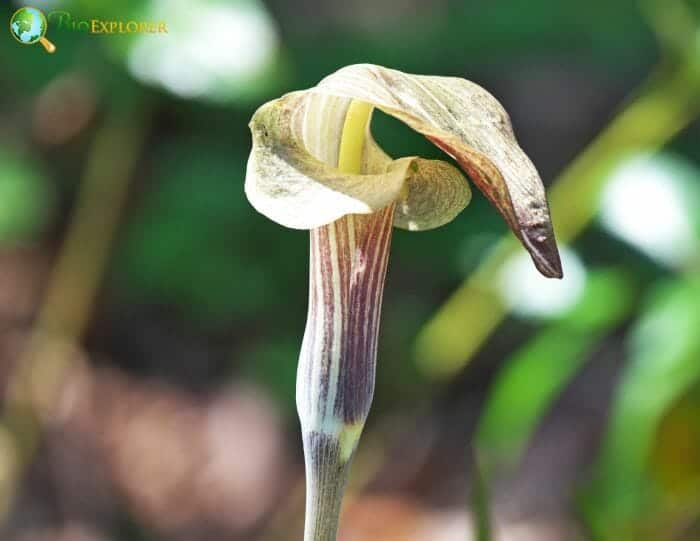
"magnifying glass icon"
10,7,57,54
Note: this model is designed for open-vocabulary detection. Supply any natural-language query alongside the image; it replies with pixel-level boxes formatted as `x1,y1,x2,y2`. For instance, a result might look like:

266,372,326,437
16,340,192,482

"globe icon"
10,7,56,53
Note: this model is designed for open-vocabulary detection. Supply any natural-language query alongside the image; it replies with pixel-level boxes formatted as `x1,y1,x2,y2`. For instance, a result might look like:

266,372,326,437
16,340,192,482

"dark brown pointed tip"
533,252,564,279
522,229,563,279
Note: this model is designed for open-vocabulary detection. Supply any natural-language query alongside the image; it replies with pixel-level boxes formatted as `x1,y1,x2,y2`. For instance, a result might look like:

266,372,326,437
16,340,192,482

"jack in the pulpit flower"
245,64,562,541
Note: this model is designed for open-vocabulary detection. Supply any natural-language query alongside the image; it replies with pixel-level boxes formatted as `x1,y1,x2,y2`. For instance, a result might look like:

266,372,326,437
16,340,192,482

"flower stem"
297,100,394,540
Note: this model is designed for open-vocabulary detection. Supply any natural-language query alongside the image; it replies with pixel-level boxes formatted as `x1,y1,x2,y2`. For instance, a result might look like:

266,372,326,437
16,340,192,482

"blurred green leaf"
582,277,700,539
476,269,636,470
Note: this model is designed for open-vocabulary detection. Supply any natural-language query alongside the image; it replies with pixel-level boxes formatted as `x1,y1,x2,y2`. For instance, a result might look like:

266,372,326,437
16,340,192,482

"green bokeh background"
1,0,700,539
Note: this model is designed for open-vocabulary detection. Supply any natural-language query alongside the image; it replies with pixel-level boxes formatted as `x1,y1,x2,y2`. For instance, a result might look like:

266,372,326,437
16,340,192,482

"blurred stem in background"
471,448,493,541
0,107,147,521
415,0,700,379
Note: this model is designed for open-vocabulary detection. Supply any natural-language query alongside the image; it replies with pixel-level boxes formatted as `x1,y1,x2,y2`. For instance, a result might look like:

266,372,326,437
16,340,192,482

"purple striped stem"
297,203,395,540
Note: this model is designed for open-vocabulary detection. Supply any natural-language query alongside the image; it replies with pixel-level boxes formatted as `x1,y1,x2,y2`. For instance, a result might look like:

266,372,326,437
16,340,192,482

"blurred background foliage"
1,0,700,539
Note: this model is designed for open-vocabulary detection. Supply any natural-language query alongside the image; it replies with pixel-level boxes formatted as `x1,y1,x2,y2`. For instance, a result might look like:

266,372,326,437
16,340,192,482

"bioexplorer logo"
9,6,168,54
10,7,56,53
48,11,169,35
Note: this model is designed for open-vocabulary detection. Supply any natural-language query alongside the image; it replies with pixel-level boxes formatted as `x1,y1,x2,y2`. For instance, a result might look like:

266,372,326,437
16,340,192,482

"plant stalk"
297,100,394,540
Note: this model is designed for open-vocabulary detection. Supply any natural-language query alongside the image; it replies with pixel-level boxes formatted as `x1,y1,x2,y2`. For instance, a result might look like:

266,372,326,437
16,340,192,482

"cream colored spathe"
246,63,561,277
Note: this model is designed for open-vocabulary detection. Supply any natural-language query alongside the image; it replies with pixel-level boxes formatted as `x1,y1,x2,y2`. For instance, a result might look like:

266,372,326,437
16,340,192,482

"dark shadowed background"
1,0,700,539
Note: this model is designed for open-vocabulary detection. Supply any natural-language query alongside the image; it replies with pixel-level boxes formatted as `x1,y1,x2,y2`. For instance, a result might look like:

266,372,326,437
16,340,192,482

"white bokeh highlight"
499,247,586,319
599,153,699,268
128,0,279,101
